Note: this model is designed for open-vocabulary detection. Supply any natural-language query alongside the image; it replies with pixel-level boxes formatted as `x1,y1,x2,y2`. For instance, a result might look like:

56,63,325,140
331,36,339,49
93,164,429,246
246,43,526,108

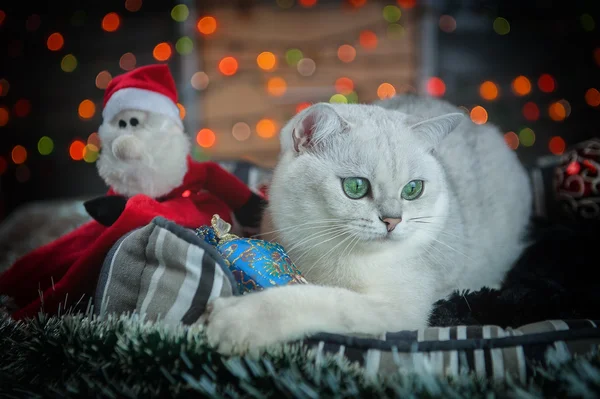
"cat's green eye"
342,177,370,199
401,180,424,200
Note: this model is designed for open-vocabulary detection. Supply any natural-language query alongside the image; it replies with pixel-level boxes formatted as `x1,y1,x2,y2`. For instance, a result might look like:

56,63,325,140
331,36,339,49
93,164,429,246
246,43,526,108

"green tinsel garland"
0,312,599,398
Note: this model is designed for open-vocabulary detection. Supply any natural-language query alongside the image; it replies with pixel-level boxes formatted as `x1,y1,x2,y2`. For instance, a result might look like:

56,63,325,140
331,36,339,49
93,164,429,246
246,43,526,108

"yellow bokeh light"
470,105,488,124
256,119,277,138
78,100,96,119
512,76,531,96
196,128,216,148
197,16,217,35
479,81,498,100
267,77,287,97
257,52,277,71
377,83,396,100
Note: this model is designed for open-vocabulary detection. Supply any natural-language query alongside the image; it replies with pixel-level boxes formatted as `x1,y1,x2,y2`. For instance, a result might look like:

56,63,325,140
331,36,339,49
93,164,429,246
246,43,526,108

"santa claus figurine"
0,64,265,320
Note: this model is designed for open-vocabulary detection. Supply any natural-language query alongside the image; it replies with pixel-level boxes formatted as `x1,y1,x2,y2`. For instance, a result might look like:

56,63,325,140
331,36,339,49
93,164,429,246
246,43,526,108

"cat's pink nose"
382,217,402,232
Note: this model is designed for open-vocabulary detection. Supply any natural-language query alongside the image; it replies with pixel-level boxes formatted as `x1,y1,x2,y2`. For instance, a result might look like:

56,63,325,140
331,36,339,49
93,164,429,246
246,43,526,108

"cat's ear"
289,103,351,153
409,112,465,149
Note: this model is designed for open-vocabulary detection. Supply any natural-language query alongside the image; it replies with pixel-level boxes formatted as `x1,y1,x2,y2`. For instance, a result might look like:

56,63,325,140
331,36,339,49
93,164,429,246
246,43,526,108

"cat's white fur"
97,109,190,198
206,94,532,355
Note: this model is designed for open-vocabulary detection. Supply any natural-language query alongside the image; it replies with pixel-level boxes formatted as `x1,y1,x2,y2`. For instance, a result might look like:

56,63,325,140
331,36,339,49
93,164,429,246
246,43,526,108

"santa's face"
96,109,190,198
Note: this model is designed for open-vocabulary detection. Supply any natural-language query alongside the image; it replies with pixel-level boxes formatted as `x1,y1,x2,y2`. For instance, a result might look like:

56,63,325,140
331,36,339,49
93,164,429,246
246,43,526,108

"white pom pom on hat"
102,64,183,129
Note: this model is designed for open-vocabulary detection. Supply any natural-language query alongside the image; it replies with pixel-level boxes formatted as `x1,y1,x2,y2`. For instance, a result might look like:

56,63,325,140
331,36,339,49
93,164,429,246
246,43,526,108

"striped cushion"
94,216,238,325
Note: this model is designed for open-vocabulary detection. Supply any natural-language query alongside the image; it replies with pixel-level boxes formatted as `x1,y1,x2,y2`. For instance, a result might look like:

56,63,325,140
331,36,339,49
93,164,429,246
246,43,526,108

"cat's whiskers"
285,225,347,253
410,222,464,240
252,220,345,238
301,232,357,278
292,230,351,269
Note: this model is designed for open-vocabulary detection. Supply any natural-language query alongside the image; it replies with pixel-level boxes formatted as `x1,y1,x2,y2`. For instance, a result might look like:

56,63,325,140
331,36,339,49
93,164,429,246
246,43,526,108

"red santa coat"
0,158,262,320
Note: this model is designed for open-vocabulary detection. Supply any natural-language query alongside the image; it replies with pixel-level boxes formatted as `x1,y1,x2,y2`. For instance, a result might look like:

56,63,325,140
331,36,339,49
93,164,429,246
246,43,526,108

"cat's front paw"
205,292,295,355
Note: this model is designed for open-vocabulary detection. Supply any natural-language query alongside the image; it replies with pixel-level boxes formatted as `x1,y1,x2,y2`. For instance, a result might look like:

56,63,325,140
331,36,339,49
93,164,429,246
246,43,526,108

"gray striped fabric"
94,216,237,325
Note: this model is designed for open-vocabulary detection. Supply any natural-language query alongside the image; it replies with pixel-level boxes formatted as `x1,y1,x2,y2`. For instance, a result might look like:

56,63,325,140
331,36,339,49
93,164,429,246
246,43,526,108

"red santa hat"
102,64,183,129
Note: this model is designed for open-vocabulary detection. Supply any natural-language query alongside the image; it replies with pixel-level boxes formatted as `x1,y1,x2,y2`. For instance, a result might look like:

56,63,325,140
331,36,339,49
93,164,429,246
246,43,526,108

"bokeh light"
196,129,216,148
95,71,112,89
548,136,566,155
297,58,316,76
26,14,41,31
519,128,535,147
548,101,567,121
359,30,378,50
267,77,287,96
396,0,416,8
177,103,186,119
83,144,99,163
88,132,101,148
61,54,78,72
470,106,488,124
439,15,456,33
337,45,356,63
537,74,555,93
176,36,194,55
348,0,366,7
256,119,277,138
580,13,595,32
522,102,540,121
102,12,120,32
0,10,5,26
296,102,311,113
16,165,30,183
197,16,217,35
426,77,446,97
299,0,317,8
47,33,64,51
191,71,209,90
153,43,172,61
219,56,238,76
119,53,137,71
335,77,354,95
504,131,519,150
493,17,510,35
511,76,531,96
14,99,31,117
69,140,85,161
12,145,27,164
383,5,401,23
559,99,572,117
377,83,396,99
257,52,277,71
346,91,359,103
285,49,303,66
585,88,600,107
0,78,9,97
125,0,143,12
232,122,251,141
387,23,405,39
78,100,96,119
0,106,8,127
38,136,54,155
330,94,348,104
479,81,498,101
171,4,189,22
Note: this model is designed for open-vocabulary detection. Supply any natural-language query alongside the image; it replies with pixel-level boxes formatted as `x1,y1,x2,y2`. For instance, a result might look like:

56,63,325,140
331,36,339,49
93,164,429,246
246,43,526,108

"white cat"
206,94,532,355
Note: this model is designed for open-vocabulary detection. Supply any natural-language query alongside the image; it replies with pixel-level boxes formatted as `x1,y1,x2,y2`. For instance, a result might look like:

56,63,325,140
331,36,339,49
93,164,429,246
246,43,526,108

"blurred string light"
537,74,555,93
580,13,595,32
519,128,535,147
383,5,401,23
585,88,600,106
125,0,143,12
522,102,539,121
470,106,488,124
256,119,277,138
548,101,567,121
102,12,120,32
396,0,416,8
299,0,317,8
549,136,566,155
511,76,531,96
330,94,348,104
267,77,287,96
337,45,356,63
387,23,405,39
197,128,216,148
285,49,303,66
335,77,354,95
38,136,54,155
176,36,193,55
349,0,367,7
479,81,498,100
191,71,209,90
504,132,519,150
0,156,7,175
83,144,99,163
559,99,572,117
26,14,41,31
493,17,510,35
0,78,9,96
47,33,64,51
0,106,9,127
119,52,136,70
197,16,217,35
359,30,378,50
88,132,101,148
296,102,311,113
439,15,456,33
16,165,30,183
257,52,277,71
69,140,85,161
14,99,31,117
78,99,95,119
61,54,78,72
276,0,294,9
377,83,396,99
218,56,238,76
426,77,445,97
96,71,112,89
346,91,358,103
70,10,86,26
177,103,186,119
297,58,316,76
12,145,27,164
153,43,172,61
171,4,189,22
232,122,251,141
